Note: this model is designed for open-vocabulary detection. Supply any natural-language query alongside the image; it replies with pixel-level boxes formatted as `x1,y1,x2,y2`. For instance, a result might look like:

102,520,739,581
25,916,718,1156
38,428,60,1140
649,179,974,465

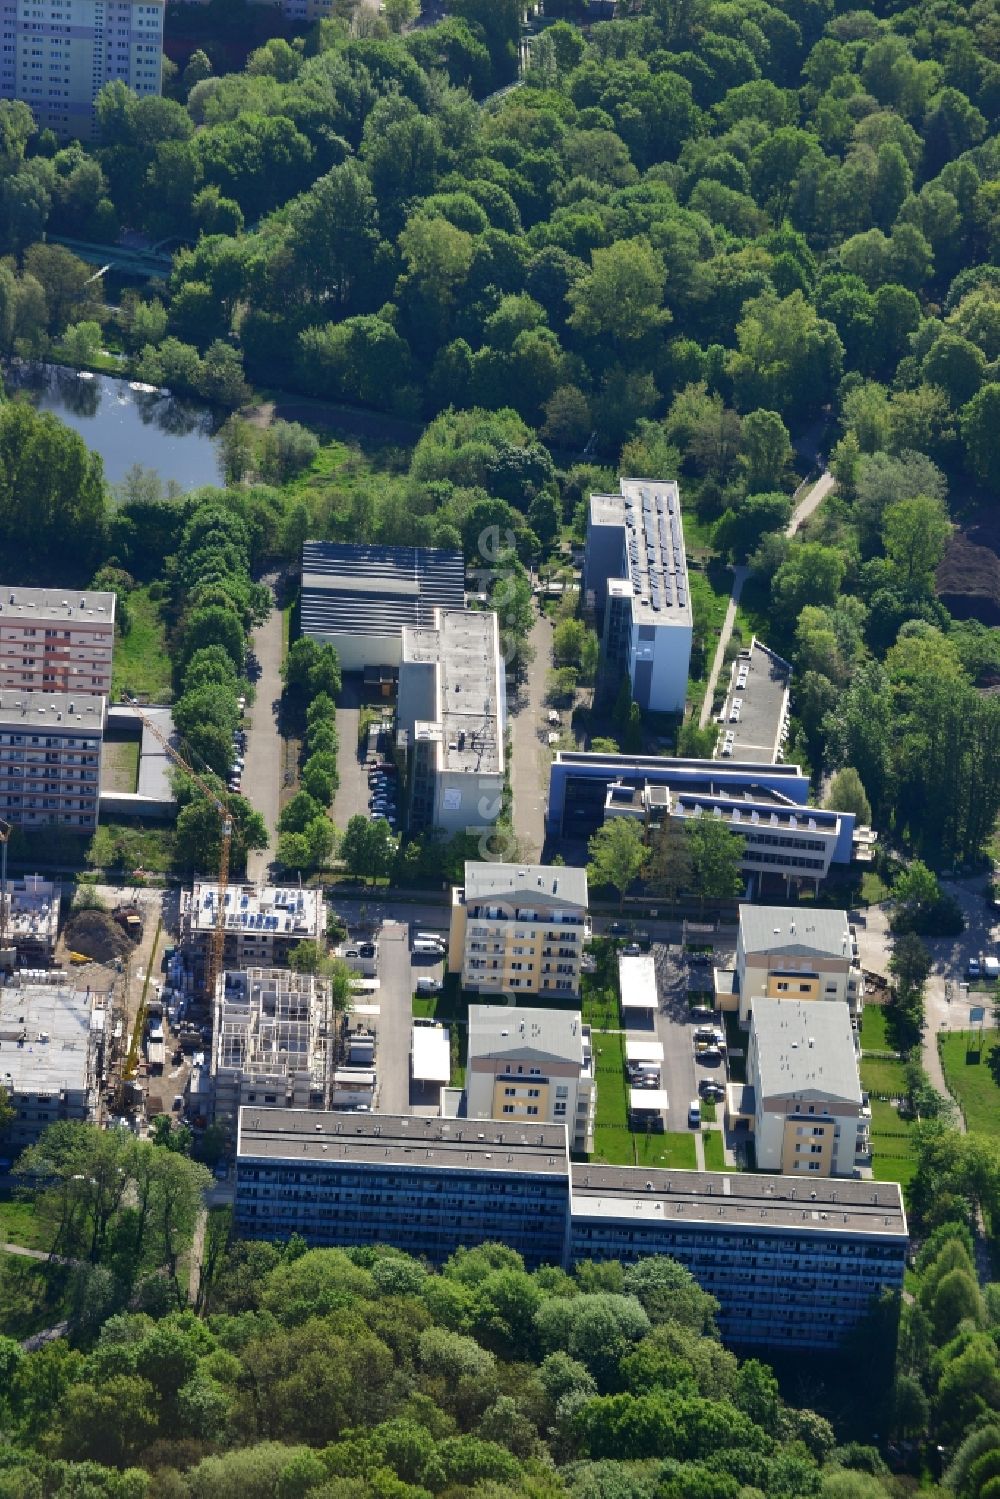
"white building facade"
584,479,693,714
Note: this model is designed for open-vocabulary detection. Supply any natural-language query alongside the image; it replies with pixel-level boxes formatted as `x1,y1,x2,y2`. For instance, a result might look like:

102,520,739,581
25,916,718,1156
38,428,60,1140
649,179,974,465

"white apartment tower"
584,478,693,714
0,0,163,139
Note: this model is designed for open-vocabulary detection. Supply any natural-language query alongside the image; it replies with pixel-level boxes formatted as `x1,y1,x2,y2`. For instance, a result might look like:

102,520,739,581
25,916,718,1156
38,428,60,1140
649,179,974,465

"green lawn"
112,585,173,702
634,1132,698,1170
868,1098,921,1187
703,1129,727,1172
581,986,620,1030
860,1006,891,1051
860,871,891,906
592,1032,630,1161
939,1029,1000,1138
860,1055,909,1097
0,1197,53,1253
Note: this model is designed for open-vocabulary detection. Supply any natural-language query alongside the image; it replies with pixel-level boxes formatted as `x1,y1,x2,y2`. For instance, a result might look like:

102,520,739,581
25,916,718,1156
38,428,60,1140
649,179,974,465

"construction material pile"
63,909,134,964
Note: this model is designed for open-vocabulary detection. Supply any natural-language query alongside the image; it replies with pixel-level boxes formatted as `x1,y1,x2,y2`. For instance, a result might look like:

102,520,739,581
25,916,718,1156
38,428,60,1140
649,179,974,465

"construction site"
1,875,61,968
0,971,107,1155
211,967,338,1130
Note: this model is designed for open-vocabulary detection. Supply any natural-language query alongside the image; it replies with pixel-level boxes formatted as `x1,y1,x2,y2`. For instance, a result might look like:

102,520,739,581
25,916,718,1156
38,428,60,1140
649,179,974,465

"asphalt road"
331,675,367,832
244,578,282,883
372,921,413,1114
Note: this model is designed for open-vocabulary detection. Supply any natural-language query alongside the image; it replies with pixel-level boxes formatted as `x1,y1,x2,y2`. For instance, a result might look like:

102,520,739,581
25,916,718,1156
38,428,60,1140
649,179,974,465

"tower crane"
120,695,233,1003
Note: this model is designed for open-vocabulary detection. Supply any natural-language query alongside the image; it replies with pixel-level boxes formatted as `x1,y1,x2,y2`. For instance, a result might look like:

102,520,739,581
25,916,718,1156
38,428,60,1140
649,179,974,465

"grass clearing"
112,585,173,702
0,1197,54,1253
703,1130,727,1171
939,1029,1000,1138
280,436,412,538
860,1055,909,1097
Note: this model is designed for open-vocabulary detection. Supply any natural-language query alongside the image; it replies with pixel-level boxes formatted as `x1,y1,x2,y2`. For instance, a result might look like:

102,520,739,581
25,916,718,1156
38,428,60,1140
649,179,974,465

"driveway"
331,675,370,833
371,921,412,1115
509,608,554,860
243,577,282,883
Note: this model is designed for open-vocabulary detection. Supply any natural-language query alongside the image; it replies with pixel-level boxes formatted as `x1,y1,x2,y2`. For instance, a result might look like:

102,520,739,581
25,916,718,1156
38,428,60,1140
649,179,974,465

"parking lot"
331,678,399,833
614,939,734,1164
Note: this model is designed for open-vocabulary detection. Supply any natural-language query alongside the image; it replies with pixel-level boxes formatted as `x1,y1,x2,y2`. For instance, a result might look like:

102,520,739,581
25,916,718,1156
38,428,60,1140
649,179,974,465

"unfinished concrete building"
182,883,325,983
211,968,334,1129
0,974,101,1150
2,875,61,966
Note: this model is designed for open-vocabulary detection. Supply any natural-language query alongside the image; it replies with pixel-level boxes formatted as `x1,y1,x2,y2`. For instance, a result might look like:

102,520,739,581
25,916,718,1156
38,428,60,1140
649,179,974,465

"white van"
416,976,441,994
984,955,1000,980
413,939,444,956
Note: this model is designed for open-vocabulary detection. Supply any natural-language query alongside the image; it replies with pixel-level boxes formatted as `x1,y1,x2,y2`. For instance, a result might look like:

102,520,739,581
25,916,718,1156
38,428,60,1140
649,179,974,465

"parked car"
968,957,982,978
608,921,630,936
621,942,641,956
688,1100,702,1127
697,1048,723,1066
690,1005,714,1020
699,1078,725,1100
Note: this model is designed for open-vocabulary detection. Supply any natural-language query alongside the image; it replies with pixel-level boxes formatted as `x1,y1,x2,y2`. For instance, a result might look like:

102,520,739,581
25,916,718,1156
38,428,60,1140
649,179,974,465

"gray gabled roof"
468,1005,585,1067
463,862,588,908
750,998,861,1105
739,904,852,960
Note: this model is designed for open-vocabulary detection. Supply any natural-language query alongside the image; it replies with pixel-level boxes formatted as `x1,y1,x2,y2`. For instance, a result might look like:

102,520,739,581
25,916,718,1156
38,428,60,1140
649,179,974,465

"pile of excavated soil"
63,910,133,964
937,526,1000,626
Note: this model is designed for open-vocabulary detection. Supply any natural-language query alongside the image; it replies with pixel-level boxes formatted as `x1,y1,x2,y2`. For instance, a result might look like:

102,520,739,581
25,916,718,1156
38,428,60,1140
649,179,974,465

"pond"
5,362,224,491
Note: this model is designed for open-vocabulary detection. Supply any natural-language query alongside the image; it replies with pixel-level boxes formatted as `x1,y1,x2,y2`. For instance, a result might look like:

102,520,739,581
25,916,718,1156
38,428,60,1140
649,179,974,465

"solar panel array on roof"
619,483,688,618
300,542,465,643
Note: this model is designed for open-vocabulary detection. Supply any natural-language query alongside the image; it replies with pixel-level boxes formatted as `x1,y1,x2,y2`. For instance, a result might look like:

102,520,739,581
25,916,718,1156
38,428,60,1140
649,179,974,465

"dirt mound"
64,910,133,964
936,532,1000,626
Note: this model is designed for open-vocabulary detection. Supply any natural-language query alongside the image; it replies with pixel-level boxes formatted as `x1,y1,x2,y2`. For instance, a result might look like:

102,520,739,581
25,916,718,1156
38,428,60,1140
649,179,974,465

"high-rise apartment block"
235,1108,908,1349
235,1109,571,1271
584,478,693,714
0,690,103,830
448,862,589,999
0,0,163,139
0,587,115,695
